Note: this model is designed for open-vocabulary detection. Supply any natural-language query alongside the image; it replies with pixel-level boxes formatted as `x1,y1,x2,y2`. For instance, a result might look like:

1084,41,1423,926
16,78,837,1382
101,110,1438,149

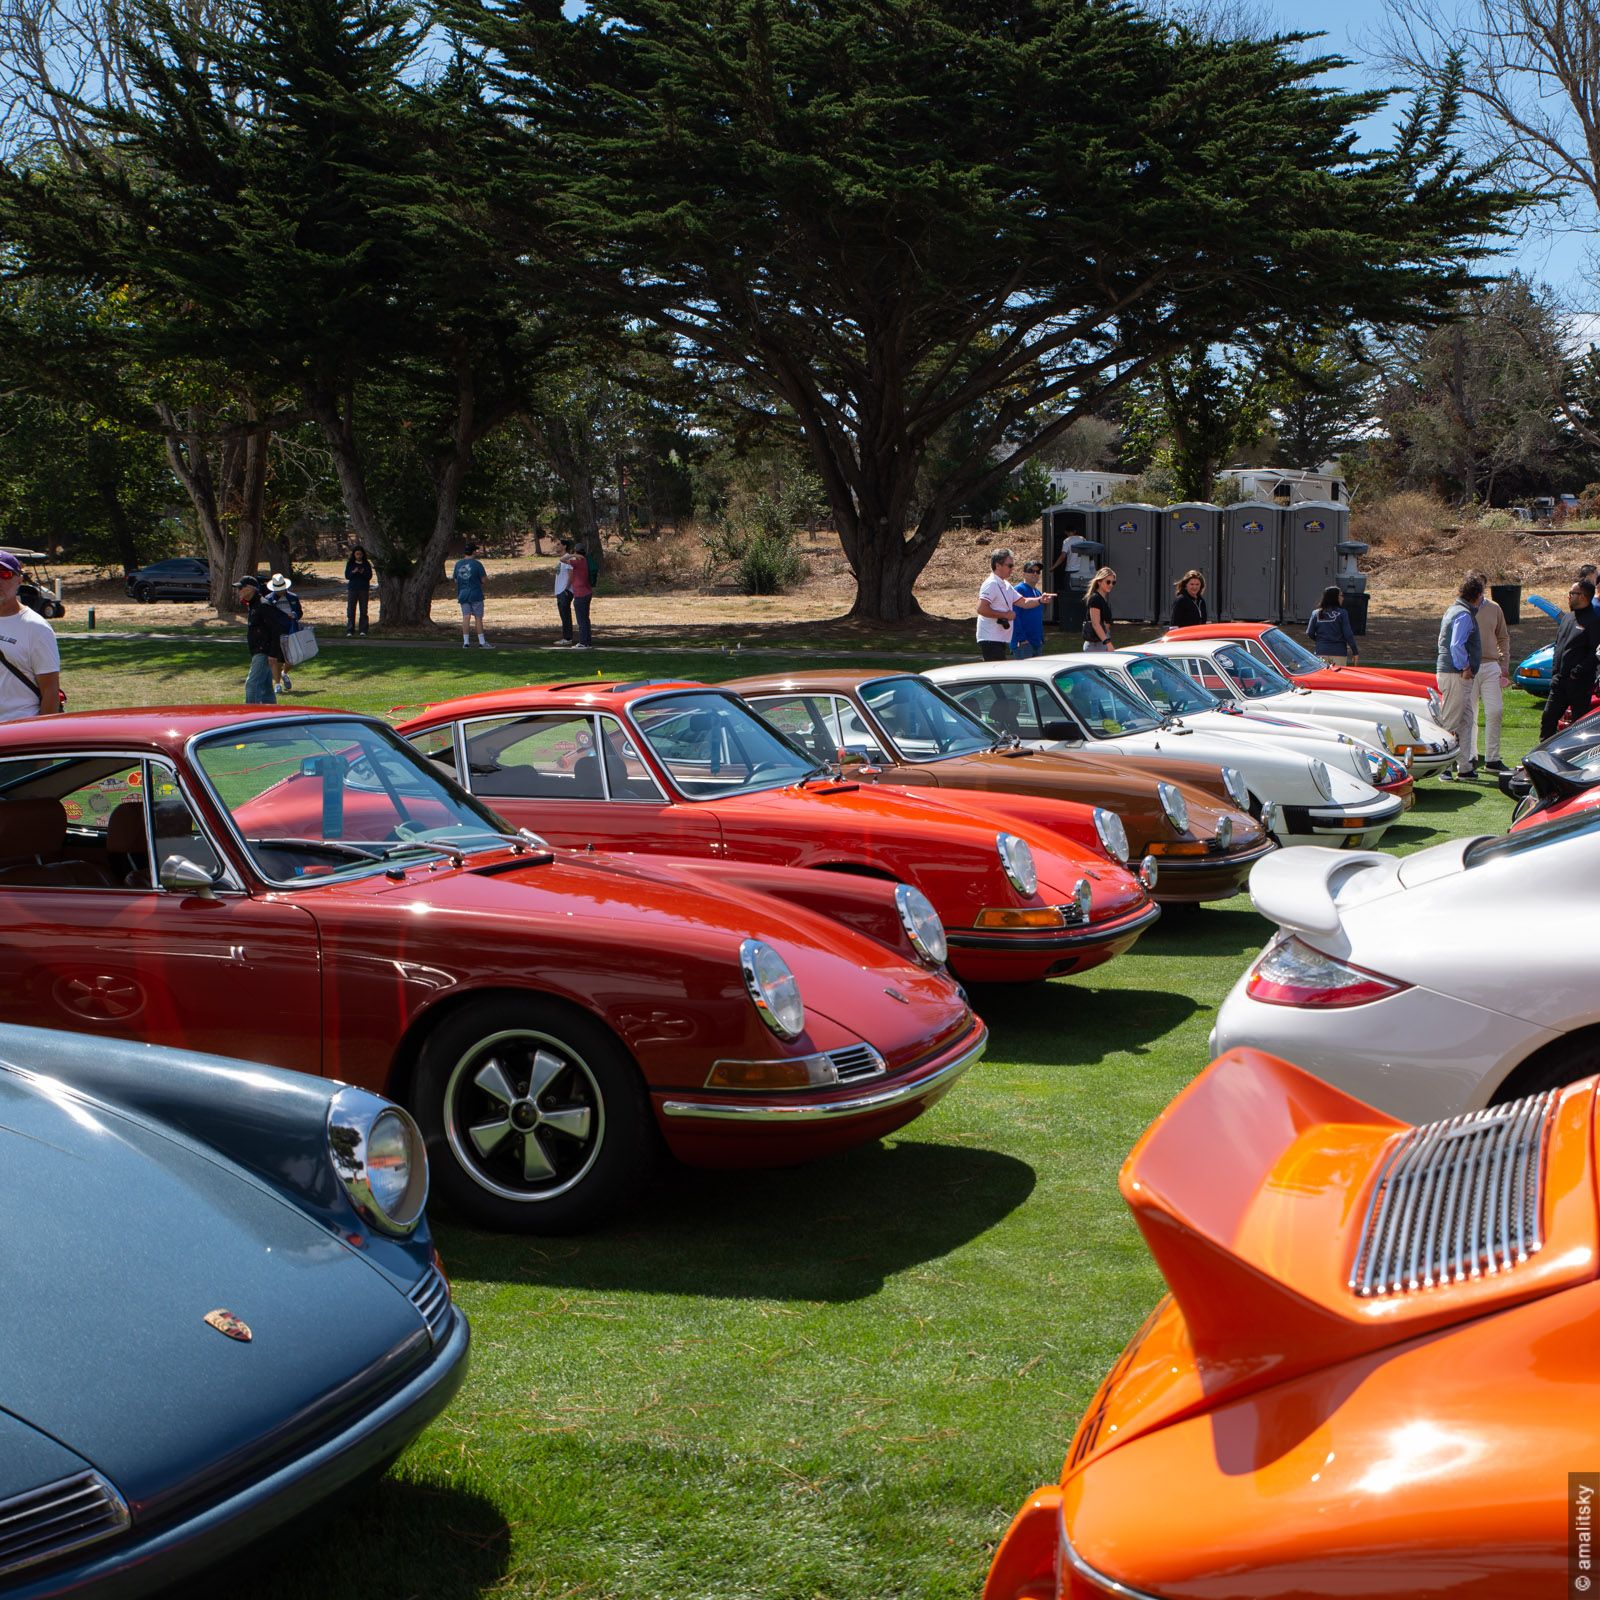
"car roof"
0,706,385,757
406,680,730,722
931,654,1143,678
1164,623,1272,641
726,669,908,695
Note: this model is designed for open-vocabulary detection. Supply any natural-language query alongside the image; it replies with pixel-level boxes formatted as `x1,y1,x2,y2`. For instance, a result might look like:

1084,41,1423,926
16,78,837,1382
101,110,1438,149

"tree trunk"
95,481,141,572
840,506,938,623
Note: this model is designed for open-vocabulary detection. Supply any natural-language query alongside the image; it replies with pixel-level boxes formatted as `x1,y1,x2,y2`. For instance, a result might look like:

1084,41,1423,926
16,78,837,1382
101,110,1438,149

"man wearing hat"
234,575,289,704
264,573,303,693
1010,559,1048,659
0,551,61,720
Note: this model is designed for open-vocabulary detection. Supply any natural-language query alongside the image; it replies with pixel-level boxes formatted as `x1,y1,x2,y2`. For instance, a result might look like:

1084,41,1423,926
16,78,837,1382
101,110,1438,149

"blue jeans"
1011,638,1043,659
559,591,592,645
245,653,277,704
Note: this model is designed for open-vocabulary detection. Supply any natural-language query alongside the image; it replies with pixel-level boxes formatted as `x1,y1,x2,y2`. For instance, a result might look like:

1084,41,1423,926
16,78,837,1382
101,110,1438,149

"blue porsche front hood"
0,1073,429,1517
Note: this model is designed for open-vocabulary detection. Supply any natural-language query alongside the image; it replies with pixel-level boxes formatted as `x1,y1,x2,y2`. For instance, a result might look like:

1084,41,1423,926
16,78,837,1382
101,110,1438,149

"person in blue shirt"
451,541,491,649
1306,586,1358,665
1011,560,1047,658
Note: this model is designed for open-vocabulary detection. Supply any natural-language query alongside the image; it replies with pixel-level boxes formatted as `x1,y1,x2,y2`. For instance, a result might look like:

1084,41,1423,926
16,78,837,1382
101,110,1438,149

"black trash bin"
1060,593,1088,635
1490,583,1522,626
1345,591,1370,637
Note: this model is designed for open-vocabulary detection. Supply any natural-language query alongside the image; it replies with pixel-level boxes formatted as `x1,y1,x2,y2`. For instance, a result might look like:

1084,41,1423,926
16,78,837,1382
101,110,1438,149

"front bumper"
1273,792,1405,848
1142,835,1277,903
17,1305,470,1600
946,899,1161,981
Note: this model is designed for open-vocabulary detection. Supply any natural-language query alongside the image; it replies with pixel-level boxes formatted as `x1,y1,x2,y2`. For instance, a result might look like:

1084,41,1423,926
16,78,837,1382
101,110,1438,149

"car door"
448,710,724,856
0,754,322,1071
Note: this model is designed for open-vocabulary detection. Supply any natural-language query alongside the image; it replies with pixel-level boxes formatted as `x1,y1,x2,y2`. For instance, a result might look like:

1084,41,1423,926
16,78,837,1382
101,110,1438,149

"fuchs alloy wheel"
414,997,654,1232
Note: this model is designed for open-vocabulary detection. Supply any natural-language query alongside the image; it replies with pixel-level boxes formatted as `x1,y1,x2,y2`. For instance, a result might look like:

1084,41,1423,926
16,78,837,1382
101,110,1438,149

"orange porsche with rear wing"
986,1048,1594,1599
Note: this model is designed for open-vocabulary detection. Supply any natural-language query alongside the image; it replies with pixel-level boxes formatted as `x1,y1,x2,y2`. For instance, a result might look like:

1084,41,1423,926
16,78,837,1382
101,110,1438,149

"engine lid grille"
0,1470,130,1579
1350,1090,1558,1298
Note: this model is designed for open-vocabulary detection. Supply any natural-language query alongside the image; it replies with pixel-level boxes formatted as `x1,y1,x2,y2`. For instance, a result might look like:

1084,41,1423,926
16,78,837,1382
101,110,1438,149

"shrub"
702,492,810,594
1351,490,1455,557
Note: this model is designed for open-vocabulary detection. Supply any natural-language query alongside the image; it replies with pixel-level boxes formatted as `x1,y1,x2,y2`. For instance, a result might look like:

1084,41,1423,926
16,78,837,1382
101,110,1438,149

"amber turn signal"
704,1057,824,1090
973,906,1068,930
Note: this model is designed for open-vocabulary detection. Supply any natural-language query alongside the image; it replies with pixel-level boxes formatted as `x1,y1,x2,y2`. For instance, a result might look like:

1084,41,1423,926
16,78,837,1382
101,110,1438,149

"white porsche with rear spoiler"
1216,814,1600,1124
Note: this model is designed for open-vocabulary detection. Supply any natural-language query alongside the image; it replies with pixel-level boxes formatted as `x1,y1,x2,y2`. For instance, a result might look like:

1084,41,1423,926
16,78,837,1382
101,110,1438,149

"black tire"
1490,1032,1600,1105
412,996,655,1232
135,582,155,603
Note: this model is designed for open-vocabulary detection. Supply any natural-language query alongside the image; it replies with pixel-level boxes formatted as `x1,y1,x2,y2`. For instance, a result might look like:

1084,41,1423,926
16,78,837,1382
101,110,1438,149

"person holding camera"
975,549,1051,662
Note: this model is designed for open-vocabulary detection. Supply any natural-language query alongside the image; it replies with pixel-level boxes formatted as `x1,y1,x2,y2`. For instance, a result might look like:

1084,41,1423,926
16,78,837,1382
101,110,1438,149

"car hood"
0,1070,426,1515
896,746,1232,813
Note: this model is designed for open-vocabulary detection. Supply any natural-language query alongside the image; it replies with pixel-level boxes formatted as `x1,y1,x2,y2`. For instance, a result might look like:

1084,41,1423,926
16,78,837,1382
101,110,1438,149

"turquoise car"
1,1024,468,1597
1512,593,1564,698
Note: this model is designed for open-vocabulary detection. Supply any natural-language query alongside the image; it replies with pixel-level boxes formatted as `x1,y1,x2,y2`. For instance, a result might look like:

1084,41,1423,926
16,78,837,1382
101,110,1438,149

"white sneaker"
572,643,592,650
553,639,575,648
478,639,493,649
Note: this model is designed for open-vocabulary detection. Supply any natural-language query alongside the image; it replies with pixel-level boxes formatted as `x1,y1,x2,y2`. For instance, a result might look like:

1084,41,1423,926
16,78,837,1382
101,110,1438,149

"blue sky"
1255,0,1593,300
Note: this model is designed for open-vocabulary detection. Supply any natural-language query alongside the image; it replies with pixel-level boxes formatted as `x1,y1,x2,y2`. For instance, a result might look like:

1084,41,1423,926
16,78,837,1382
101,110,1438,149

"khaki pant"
1438,671,1475,775
1466,661,1503,765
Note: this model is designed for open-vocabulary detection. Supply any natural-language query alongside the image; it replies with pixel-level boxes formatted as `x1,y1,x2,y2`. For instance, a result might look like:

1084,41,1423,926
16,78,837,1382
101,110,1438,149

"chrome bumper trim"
660,1027,986,1122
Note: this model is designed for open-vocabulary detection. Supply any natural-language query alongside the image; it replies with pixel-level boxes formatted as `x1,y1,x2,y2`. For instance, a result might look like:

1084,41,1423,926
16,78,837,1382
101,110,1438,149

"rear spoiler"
1245,846,1392,935
1119,1050,1598,1405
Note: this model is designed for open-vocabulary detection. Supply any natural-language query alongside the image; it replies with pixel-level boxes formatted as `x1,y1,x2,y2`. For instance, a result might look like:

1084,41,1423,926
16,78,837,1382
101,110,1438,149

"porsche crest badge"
204,1309,253,1342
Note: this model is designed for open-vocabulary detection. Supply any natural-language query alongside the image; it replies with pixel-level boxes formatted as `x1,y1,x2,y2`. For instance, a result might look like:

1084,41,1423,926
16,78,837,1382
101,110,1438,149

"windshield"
1215,642,1294,699
196,718,516,883
1049,667,1161,737
859,677,996,760
1261,628,1324,675
1465,805,1600,867
1124,655,1220,717
630,692,822,798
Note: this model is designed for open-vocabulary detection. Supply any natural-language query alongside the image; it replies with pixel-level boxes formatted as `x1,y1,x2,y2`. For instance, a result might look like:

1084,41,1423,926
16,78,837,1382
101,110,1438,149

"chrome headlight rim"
1403,708,1421,740
739,937,806,1039
328,1087,429,1237
1359,749,1383,784
996,831,1039,897
1375,722,1396,752
1311,758,1333,799
1092,806,1130,865
1157,780,1189,835
1426,689,1441,719
1137,853,1160,890
1221,765,1249,811
894,883,949,966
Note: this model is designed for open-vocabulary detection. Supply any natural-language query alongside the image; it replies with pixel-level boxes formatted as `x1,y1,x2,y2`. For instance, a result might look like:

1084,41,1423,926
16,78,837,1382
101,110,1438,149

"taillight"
1245,935,1410,1008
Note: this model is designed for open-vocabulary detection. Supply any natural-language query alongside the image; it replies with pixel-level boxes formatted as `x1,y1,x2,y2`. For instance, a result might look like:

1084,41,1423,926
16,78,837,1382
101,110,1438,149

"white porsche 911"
1131,638,1457,776
924,656,1406,849
1212,810,1600,1123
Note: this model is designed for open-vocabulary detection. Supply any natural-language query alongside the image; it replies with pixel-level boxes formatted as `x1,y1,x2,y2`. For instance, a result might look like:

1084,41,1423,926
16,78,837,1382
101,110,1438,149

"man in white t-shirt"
975,548,1050,661
0,553,61,721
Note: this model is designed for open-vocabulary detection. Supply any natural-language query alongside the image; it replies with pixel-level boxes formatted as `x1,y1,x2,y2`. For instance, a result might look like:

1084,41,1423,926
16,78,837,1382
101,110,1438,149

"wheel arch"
385,982,638,1114
1486,1021,1600,1105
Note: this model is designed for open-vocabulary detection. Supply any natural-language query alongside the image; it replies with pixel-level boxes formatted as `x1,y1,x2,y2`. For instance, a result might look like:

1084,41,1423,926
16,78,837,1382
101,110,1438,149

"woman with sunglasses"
1083,567,1116,652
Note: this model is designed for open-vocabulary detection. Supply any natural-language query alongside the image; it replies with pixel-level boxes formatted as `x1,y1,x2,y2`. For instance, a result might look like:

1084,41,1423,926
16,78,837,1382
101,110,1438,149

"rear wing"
1120,1050,1598,1405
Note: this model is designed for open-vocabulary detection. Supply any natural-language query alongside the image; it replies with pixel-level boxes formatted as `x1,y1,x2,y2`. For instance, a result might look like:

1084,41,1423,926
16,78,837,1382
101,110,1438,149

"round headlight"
894,883,948,965
1375,722,1395,752
1137,853,1160,890
1311,759,1333,799
1222,766,1249,811
328,1088,429,1236
1093,806,1130,864
1157,780,1189,834
739,938,805,1038
996,832,1038,896
1071,877,1092,922
1403,708,1421,740
1259,800,1279,838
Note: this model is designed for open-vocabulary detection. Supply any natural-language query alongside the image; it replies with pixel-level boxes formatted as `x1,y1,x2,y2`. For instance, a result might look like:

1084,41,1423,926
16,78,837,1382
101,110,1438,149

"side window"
460,714,605,800
830,698,892,764
406,725,459,777
752,696,840,763
596,717,665,803
1022,682,1071,736
1242,641,1274,666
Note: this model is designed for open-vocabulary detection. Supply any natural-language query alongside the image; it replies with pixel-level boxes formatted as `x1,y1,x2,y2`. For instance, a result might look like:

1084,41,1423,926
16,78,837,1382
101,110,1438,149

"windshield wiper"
375,827,550,865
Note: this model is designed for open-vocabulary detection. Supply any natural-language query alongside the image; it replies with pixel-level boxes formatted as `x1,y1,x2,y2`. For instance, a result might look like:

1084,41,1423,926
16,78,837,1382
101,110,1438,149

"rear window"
1464,806,1600,868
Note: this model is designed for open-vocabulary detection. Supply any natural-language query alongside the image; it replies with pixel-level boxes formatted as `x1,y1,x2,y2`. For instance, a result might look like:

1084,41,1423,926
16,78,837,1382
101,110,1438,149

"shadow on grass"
975,982,1204,1061
439,1137,1035,1302
1408,783,1493,812
167,1478,510,1600
1131,903,1273,960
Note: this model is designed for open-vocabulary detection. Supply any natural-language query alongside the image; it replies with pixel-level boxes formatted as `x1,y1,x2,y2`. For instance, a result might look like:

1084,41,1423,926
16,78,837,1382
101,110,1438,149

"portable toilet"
1219,502,1283,621
1160,503,1222,609
1097,503,1160,623
1041,504,1101,631
1282,500,1348,623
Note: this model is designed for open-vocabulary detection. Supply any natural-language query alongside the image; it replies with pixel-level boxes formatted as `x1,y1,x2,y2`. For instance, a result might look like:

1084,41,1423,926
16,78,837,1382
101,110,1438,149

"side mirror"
160,856,218,898
1043,720,1080,742
836,750,867,766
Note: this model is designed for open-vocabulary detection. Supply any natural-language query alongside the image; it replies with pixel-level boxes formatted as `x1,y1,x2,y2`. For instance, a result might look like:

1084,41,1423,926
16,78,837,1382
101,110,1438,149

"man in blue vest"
1436,575,1482,782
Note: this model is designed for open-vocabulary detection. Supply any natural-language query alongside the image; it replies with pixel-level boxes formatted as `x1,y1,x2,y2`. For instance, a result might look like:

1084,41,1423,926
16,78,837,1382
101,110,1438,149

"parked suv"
125,556,210,601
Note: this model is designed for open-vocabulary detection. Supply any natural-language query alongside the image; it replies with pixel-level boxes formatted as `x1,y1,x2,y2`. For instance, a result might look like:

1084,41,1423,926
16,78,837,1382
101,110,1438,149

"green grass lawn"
83,638,1533,1600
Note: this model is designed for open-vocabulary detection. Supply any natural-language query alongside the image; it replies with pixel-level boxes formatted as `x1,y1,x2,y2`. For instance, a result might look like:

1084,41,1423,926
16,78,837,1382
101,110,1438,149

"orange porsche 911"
986,1047,1592,1600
